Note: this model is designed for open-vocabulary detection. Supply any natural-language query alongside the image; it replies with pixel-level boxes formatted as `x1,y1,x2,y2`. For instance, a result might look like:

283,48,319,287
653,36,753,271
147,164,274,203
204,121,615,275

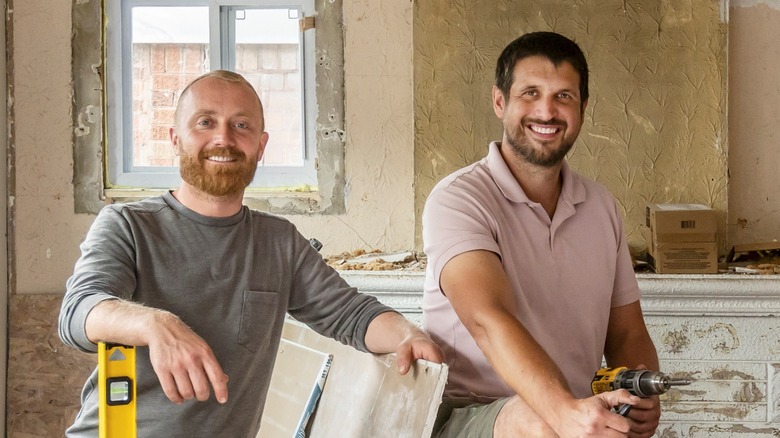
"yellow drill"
591,366,692,415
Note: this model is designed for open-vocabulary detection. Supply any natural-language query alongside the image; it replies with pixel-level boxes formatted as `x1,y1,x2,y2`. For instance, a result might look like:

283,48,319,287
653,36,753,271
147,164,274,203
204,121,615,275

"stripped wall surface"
413,0,729,253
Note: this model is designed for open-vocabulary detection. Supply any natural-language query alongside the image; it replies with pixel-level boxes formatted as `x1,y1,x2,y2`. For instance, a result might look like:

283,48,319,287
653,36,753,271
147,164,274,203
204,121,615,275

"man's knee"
493,396,558,438
433,399,507,438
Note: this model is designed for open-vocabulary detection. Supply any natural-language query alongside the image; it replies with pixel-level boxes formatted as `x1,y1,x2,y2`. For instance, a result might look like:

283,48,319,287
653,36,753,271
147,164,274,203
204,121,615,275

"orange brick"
152,90,174,107
153,74,182,90
154,108,176,124
184,44,207,73
151,45,166,73
151,126,170,141
165,44,184,72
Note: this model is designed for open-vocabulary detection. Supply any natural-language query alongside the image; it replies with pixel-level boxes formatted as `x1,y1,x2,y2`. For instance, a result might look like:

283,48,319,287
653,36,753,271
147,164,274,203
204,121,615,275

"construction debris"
324,250,427,271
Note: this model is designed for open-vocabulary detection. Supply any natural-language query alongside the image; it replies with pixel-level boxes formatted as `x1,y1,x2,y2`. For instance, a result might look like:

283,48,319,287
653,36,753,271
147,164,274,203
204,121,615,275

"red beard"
179,147,258,197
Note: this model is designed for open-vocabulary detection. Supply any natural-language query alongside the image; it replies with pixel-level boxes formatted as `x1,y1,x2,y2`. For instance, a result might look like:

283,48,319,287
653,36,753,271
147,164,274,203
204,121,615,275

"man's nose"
533,95,559,121
212,123,235,146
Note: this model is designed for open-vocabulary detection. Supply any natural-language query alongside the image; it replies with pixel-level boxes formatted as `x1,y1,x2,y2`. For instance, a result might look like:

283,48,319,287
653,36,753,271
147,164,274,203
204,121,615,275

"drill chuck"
592,367,692,398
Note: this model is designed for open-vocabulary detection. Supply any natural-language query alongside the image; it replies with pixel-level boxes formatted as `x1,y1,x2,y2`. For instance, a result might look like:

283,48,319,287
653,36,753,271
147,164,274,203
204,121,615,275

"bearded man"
59,70,443,437
422,32,661,438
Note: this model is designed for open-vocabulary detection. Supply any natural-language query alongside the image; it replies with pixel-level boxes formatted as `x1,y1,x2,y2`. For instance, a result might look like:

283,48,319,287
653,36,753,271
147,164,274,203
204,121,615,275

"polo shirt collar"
487,141,587,206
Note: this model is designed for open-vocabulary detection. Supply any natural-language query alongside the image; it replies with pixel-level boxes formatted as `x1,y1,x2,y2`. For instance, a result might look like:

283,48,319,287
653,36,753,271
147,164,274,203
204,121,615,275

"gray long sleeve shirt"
59,192,392,437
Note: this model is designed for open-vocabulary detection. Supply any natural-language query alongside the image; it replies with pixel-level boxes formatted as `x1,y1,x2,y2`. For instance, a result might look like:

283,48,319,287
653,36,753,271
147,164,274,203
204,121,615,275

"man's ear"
492,85,506,119
257,132,270,162
169,127,181,156
581,98,589,116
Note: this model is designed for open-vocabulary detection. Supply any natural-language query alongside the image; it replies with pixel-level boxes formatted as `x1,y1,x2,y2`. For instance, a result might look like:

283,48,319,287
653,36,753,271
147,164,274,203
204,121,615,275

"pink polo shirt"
422,142,640,401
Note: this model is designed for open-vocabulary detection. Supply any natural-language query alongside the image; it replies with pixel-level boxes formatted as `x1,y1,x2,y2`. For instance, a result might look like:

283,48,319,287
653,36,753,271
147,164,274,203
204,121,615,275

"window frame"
104,0,318,190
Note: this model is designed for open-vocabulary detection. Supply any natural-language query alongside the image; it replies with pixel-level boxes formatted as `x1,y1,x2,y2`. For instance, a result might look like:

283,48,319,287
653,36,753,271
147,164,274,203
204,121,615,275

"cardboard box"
644,204,718,274
646,203,717,242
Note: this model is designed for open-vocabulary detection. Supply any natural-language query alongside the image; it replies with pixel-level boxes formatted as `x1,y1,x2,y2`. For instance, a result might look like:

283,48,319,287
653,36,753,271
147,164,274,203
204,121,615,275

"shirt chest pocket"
238,290,281,353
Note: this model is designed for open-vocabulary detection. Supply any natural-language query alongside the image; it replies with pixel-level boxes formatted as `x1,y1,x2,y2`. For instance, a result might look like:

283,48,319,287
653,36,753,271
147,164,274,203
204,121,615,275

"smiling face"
170,75,269,197
493,55,587,168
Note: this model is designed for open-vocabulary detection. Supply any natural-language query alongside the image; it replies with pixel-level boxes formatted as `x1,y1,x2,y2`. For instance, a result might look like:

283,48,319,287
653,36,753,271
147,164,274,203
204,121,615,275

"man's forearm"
469,309,577,424
85,299,175,347
604,302,660,370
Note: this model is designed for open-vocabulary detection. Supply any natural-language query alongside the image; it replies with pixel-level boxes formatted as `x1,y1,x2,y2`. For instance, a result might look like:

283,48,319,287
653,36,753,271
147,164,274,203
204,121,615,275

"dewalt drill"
591,367,692,416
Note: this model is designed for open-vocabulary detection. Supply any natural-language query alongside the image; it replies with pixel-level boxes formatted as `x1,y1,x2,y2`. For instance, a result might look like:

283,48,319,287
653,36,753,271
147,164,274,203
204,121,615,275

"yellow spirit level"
98,342,137,438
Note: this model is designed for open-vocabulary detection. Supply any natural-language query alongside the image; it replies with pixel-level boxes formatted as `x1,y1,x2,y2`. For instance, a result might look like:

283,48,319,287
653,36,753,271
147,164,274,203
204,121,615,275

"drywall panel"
281,321,447,438
258,339,332,438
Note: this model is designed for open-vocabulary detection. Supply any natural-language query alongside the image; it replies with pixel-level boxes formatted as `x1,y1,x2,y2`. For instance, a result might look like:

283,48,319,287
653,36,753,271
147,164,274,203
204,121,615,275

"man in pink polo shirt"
423,32,660,437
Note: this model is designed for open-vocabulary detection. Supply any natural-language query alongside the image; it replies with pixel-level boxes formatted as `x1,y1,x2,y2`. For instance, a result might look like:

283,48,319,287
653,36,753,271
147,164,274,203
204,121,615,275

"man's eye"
197,119,211,126
236,122,248,129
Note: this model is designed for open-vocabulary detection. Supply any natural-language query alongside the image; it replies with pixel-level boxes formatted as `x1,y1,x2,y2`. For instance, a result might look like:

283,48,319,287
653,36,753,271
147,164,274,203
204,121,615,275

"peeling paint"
657,426,680,438
663,328,691,353
688,424,780,435
694,322,740,352
711,369,756,380
732,381,764,402
666,403,752,420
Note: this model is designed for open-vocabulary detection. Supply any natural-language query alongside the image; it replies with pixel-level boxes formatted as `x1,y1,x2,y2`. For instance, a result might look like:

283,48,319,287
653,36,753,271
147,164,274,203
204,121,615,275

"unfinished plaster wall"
413,0,729,254
286,0,418,252
6,1,97,435
727,1,780,248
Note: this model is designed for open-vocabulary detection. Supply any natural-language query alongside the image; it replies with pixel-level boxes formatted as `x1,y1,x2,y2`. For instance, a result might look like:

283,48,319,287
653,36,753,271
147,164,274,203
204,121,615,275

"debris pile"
324,250,427,271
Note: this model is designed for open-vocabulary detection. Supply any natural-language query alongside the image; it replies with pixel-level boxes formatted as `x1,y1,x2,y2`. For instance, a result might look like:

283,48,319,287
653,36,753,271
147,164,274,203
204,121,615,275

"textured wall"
413,0,729,253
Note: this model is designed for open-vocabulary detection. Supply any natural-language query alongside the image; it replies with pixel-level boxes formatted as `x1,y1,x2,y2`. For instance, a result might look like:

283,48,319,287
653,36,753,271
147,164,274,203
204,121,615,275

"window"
105,0,317,190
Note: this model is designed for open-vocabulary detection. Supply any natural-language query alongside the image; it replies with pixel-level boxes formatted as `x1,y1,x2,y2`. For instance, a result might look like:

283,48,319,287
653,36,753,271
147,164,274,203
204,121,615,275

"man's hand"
496,389,641,437
147,312,230,404
86,299,229,405
364,311,444,375
620,364,661,438
626,395,660,438
552,390,641,437
393,329,445,375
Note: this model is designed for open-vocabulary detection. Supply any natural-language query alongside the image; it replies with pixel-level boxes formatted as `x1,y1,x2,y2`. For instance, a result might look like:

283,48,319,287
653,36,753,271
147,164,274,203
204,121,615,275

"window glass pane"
131,7,210,168
234,9,304,167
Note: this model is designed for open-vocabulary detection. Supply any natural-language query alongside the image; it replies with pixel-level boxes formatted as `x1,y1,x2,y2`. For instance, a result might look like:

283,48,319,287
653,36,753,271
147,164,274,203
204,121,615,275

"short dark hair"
495,32,589,105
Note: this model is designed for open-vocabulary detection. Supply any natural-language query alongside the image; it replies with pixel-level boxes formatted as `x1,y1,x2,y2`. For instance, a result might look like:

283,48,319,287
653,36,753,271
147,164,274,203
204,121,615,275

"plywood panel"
7,295,95,437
